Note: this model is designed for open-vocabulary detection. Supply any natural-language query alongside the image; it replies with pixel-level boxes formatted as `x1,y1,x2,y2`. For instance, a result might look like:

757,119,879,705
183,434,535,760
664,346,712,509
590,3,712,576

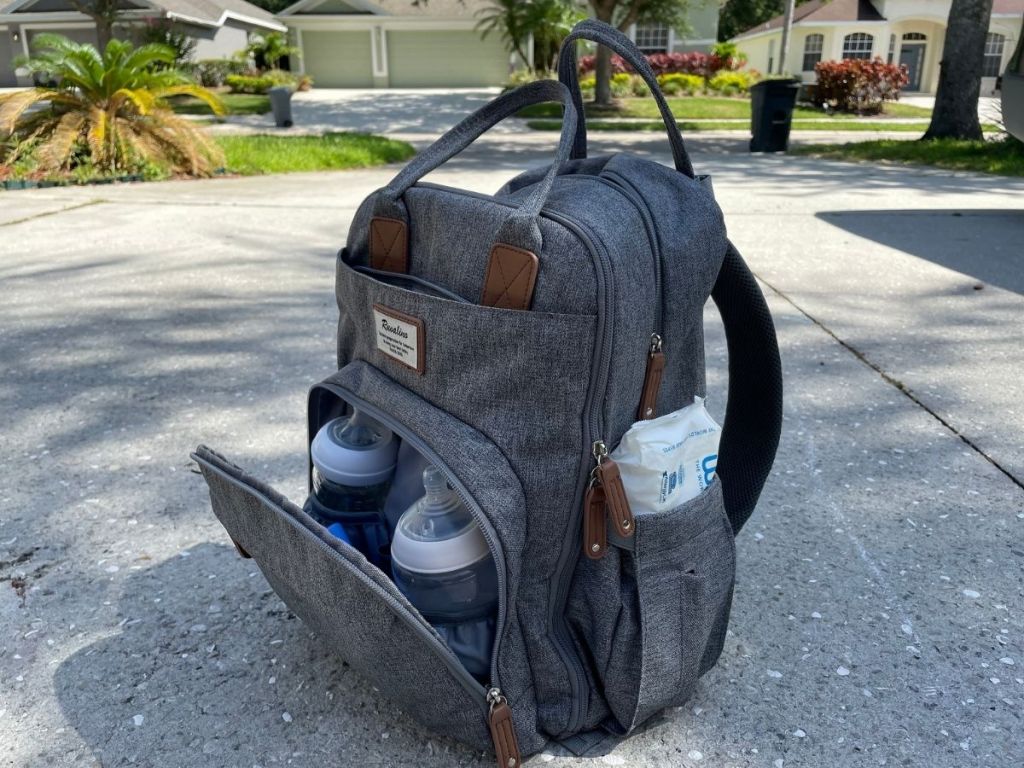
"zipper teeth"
411,179,615,734
322,383,507,695
543,208,615,734
599,171,663,335
197,454,488,709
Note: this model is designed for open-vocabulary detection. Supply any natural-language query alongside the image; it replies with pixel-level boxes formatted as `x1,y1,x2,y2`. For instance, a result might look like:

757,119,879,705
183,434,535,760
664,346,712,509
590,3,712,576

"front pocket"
307,360,528,701
191,446,494,749
568,479,735,733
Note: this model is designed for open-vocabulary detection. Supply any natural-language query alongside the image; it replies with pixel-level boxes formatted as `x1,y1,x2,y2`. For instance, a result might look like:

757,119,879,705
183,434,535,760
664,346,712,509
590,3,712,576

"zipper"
314,384,521,766
583,440,636,559
600,171,668,421
415,181,609,734
637,332,666,421
413,180,622,734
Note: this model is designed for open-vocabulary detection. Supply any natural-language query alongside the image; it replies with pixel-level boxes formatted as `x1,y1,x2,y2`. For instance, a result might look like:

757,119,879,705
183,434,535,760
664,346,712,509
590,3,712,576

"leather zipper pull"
487,688,521,768
598,456,635,538
583,481,608,559
637,333,665,421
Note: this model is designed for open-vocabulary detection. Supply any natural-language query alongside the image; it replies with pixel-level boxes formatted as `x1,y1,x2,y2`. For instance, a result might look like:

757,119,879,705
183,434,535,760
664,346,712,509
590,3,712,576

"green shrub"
708,70,756,95
657,73,704,96
190,58,245,87
503,69,544,91
579,74,596,92
610,72,633,98
226,70,298,94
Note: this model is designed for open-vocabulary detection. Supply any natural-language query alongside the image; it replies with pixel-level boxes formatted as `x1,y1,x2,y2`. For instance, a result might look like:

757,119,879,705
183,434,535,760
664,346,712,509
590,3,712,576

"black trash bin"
268,86,294,128
749,78,800,153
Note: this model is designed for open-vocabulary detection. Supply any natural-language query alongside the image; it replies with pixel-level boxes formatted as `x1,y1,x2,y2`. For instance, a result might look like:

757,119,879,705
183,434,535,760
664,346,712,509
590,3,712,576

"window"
768,38,775,74
842,33,874,60
887,34,896,64
802,34,823,71
902,32,927,41
984,33,1005,77
634,22,669,54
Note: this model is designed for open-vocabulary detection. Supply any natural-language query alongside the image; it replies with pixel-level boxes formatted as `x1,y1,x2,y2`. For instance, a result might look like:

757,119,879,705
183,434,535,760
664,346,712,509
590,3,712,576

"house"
278,0,722,89
0,0,285,87
730,0,1024,94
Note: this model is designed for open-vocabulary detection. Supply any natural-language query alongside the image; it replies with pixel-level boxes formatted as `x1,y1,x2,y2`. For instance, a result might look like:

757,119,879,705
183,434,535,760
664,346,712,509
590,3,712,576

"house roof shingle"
0,0,282,28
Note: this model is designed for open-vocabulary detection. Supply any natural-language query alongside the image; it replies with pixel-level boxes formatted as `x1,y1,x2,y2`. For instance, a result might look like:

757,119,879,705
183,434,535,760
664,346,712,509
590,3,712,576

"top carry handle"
372,79,580,262
556,19,694,177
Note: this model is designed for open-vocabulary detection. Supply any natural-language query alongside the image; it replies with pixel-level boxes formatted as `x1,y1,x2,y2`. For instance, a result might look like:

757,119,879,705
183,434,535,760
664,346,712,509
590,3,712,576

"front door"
899,43,925,91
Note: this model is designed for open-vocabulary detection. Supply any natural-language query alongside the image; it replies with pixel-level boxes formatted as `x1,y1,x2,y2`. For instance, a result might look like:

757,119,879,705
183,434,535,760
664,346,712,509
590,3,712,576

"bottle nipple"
336,408,380,448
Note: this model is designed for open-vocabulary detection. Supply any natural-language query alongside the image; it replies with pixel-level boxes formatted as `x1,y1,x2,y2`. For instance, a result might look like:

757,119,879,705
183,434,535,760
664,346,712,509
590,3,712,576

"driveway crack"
755,273,1024,492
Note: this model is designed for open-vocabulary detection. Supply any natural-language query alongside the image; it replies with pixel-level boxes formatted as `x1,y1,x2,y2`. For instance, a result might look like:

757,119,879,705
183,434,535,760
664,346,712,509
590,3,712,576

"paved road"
1,128,1023,768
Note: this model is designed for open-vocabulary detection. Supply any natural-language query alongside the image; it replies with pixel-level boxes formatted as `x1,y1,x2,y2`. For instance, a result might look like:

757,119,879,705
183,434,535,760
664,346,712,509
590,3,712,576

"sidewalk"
1,140,1022,767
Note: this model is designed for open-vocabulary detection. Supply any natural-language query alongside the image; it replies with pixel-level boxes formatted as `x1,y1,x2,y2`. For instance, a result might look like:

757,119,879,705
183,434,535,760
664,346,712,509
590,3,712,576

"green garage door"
302,30,373,88
387,31,509,87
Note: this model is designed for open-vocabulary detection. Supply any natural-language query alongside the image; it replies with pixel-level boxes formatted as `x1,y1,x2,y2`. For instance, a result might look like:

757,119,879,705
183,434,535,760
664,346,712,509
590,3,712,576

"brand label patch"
372,304,424,374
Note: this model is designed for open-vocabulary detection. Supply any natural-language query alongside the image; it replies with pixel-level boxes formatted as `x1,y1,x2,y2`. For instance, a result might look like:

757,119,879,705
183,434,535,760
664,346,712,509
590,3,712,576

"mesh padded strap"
711,242,783,533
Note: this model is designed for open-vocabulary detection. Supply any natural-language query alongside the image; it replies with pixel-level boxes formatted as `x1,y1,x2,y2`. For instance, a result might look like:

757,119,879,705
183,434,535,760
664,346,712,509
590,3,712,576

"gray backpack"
192,21,782,768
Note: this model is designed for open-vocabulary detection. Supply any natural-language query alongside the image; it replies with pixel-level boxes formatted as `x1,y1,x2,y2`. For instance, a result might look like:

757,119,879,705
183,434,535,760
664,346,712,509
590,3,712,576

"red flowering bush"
813,58,909,114
578,51,738,79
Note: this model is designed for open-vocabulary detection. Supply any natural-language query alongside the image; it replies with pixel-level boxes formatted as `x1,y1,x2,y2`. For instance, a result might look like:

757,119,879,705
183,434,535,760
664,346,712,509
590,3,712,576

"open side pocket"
192,446,495,749
568,479,735,734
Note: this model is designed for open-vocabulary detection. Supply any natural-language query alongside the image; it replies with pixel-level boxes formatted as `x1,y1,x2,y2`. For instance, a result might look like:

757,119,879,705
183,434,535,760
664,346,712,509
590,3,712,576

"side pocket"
191,445,494,750
573,480,735,733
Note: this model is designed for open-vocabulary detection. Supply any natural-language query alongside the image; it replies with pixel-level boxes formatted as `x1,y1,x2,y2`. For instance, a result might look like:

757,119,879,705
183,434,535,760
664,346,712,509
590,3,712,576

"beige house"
731,0,1024,94
279,0,723,89
0,0,284,87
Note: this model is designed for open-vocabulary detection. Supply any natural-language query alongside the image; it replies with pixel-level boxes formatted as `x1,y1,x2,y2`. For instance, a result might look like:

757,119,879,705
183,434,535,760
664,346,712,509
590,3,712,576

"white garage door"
387,30,509,87
302,30,374,88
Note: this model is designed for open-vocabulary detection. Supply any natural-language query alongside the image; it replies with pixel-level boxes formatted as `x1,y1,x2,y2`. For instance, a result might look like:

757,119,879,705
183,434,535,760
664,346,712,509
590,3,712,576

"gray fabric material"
191,446,493,750
375,79,579,254
556,19,694,176
569,481,735,734
193,31,780,756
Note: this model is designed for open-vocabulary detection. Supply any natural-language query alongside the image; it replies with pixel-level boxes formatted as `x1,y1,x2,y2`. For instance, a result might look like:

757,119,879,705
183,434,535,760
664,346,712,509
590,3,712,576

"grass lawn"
171,92,271,116
524,119,985,133
216,132,416,175
518,96,933,121
790,137,1024,176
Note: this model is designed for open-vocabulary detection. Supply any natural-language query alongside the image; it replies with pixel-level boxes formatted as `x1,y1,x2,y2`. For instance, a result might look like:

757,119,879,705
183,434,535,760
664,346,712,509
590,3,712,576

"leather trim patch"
370,216,408,273
480,243,539,310
372,303,425,374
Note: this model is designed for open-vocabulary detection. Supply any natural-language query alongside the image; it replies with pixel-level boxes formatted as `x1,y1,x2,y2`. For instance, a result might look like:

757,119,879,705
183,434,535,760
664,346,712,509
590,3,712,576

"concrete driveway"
1,129,1023,768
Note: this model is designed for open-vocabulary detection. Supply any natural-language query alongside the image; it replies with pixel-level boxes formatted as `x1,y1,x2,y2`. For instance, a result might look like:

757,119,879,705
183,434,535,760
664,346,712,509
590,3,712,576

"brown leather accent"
583,483,608,560
599,458,635,538
488,700,521,768
230,537,252,559
636,350,666,421
369,216,408,273
480,243,538,310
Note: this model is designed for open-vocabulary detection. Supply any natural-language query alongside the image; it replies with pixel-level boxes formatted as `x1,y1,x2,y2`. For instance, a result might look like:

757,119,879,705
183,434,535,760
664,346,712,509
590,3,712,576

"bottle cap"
311,410,397,487
391,467,490,574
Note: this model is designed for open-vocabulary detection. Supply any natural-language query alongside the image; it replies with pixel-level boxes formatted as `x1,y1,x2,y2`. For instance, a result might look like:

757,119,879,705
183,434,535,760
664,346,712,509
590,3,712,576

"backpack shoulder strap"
711,242,783,534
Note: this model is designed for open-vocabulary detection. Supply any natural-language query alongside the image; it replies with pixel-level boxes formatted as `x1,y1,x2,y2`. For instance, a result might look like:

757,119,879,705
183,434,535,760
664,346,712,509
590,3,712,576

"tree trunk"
590,2,615,107
94,18,113,51
923,0,993,140
595,45,613,105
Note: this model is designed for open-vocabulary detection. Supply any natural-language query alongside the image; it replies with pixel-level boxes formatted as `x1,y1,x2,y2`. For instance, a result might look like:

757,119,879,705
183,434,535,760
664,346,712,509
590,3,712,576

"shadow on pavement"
813,209,1024,295
52,542,488,767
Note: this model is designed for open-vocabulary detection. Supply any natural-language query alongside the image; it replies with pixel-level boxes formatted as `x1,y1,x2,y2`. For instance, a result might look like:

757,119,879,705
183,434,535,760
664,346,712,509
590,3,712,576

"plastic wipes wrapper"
610,397,721,514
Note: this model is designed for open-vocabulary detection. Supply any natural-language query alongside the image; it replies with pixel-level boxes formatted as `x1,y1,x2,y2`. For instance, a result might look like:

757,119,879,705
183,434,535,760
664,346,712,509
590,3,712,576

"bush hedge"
657,73,705,96
189,58,246,88
225,69,312,94
813,58,908,114
578,51,738,79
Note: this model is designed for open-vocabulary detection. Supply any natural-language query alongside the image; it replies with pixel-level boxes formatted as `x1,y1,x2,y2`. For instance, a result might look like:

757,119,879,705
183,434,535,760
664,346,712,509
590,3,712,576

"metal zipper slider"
582,440,635,559
637,333,666,421
486,687,521,768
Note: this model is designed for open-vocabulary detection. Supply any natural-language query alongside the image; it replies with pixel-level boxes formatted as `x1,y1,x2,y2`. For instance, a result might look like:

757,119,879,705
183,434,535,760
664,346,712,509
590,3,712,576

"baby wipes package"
610,397,720,514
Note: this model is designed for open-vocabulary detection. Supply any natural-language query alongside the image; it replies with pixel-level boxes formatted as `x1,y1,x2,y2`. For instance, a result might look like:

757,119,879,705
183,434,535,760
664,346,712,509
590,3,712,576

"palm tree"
476,0,583,73
0,34,225,178
244,32,301,71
